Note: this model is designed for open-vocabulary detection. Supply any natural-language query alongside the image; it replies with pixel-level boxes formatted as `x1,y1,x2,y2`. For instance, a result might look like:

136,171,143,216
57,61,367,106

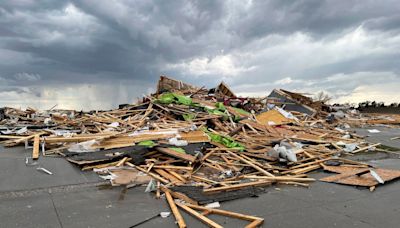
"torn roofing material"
267,89,319,116
215,82,236,98
156,75,203,94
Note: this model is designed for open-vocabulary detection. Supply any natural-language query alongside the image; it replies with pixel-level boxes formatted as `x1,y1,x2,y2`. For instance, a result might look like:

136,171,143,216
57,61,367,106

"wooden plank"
289,157,332,170
165,191,186,228
152,165,193,171
192,175,229,187
82,158,132,171
186,204,263,221
0,135,27,139
167,170,186,182
154,169,182,184
176,203,223,228
243,176,316,182
226,151,274,177
32,135,40,160
246,219,264,228
116,157,128,167
321,168,370,182
203,180,272,193
3,133,39,147
125,162,169,184
155,147,196,163
290,164,321,175
352,143,381,154
160,186,198,205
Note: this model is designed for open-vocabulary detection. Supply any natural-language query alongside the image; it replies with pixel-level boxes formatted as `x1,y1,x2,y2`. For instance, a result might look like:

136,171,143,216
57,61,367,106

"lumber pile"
1,75,400,227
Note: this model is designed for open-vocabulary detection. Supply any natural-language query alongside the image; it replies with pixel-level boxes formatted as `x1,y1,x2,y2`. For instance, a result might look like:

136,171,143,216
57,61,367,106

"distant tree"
377,102,385,107
359,101,367,108
313,91,332,103
371,101,377,107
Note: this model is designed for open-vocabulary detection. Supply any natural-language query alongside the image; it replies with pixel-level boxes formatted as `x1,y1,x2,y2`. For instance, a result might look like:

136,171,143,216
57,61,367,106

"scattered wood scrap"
321,165,400,188
1,75,400,228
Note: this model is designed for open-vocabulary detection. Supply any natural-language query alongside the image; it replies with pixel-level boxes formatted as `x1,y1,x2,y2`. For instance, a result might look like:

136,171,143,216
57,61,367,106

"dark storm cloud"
228,0,400,40
0,0,399,109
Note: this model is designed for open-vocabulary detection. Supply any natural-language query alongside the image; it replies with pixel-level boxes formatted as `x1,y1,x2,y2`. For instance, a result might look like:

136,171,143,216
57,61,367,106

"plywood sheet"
321,167,400,187
110,169,152,186
255,110,293,126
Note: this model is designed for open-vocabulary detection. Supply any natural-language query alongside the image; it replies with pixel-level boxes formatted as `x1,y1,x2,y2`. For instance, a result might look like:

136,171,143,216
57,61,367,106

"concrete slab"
322,192,400,228
353,126,400,150
264,205,376,228
214,189,316,217
0,146,101,192
0,145,31,159
0,157,101,192
275,179,372,206
0,193,62,228
51,186,170,228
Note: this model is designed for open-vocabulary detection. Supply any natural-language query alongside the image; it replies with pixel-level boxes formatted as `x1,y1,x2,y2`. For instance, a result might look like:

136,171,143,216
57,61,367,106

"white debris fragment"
160,212,171,218
205,202,221,208
68,139,99,152
275,107,298,121
368,129,381,133
344,143,358,152
168,137,188,146
370,169,385,184
273,144,297,162
36,167,53,175
16,127,28,134
145,179,157,192
107,122,120,128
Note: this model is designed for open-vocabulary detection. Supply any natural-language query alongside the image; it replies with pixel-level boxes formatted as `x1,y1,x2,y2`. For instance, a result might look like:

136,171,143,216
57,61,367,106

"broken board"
320,165,400,187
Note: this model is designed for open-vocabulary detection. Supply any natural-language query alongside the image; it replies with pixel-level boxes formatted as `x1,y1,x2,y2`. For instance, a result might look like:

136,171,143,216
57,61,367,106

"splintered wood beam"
125,162,169,184
186,204,264,225
176,203,223,228
160,186,198,205
289,164,321,175
116,157,128,167
155,147,196,163
289,157,332,170
3,133,41,147
352,143,381,154
82,158,132,171
165,191,186,228
226,150,275,177
203,180,272,193
152,165,193,171
243,176,316,182
154,169,183,184
246,219,265,228
32,135,40,160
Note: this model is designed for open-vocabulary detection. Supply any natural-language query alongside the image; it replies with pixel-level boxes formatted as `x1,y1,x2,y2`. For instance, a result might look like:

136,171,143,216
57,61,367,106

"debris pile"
1,76,400,227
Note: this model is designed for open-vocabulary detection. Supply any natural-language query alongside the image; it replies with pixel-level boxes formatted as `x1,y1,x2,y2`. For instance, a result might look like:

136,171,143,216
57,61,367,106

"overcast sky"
1,0,399,110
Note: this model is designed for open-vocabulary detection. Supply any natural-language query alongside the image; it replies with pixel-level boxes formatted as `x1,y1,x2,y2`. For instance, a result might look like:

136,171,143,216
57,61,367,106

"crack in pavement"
49,191,64,228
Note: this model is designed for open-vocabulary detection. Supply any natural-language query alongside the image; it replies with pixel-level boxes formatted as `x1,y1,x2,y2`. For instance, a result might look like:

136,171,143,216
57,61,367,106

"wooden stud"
226,150,275,177
165,191,187,228
116,157,128,167
32,135,40,160
203,180,272,193
176,202,223,228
